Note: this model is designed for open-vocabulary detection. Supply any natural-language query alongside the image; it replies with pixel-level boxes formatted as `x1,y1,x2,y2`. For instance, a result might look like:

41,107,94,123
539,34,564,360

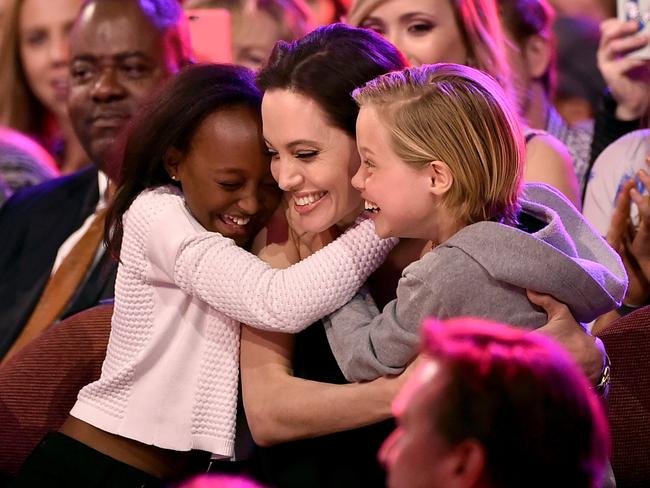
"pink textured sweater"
71,185,395,458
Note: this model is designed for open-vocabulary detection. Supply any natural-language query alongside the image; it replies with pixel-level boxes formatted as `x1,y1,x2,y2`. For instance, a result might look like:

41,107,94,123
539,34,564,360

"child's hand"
281,194,337,258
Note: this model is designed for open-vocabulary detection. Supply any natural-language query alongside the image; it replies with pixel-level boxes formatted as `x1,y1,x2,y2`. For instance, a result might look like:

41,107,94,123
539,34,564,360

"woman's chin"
289,208,333,235
289,201,363,235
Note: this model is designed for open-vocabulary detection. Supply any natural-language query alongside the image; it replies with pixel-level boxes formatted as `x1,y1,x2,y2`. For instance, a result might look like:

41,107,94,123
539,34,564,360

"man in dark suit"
0,0,192,358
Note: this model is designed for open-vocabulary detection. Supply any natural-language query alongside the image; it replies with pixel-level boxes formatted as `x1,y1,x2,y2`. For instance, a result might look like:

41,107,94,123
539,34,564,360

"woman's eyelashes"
264,147,319,161
265,147,279,160
359,18,434,36
360,20,385,36
295,150,319,160
408,20,434,35
24,29,48,47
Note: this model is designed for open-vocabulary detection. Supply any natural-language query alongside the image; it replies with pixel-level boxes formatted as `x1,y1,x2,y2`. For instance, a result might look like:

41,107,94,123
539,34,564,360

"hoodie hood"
442,183,627,322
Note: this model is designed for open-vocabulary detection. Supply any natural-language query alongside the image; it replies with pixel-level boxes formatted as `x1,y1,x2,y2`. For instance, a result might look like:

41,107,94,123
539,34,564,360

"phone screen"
617,0,650,59
185,8,232,63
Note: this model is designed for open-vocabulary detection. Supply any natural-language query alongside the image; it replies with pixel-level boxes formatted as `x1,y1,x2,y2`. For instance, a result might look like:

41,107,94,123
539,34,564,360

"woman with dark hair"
240,25,409,487
11,62,397,487
240,24,611,488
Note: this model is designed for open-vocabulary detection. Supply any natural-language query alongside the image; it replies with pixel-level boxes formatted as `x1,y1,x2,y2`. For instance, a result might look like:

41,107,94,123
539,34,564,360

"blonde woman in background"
184,0,315,70
346,0,582,208
0,0,88,174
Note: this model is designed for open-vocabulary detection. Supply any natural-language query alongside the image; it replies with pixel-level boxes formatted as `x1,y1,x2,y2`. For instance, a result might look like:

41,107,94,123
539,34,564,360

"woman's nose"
275,159,303,191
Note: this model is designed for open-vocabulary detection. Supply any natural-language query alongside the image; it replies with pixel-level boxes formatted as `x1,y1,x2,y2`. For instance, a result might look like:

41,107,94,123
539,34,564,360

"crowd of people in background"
0,0,647,486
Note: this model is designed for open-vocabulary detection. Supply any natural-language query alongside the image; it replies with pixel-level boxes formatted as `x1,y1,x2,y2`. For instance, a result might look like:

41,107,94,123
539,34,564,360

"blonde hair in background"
352,63,524,226
346,0,516,107
0,0,46,136
187,0,315,41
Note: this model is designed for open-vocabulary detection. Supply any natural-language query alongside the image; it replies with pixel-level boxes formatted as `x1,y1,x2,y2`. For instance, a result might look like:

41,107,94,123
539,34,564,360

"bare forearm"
240,327,396,446
242,369,394,446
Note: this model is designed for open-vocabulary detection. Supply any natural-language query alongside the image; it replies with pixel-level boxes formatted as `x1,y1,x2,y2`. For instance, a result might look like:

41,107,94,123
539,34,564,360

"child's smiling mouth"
364,200,380,213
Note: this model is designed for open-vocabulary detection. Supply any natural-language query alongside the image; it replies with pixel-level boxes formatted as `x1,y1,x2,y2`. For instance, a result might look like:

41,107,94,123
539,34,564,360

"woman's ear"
426,160,454,196
163,147,183,181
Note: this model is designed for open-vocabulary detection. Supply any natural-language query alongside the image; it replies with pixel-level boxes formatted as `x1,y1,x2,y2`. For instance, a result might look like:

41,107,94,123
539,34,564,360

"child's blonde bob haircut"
352,63,524,226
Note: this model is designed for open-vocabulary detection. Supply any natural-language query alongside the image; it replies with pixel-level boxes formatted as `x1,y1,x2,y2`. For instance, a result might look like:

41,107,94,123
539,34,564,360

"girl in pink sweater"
13,64,396,486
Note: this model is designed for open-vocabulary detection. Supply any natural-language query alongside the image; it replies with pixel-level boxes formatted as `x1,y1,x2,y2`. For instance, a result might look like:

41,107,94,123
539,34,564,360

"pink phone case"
185,9,232,63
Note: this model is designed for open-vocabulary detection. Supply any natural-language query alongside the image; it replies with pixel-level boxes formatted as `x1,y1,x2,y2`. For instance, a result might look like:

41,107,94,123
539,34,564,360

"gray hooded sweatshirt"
323,183,628,382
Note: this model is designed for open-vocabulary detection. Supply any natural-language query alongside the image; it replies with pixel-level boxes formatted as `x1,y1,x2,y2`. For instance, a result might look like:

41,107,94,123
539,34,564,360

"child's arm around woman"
133,186,396,332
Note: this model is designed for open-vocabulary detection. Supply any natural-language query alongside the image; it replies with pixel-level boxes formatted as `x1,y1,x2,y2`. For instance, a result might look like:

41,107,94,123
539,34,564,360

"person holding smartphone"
583,3,650,330
584,7,650,181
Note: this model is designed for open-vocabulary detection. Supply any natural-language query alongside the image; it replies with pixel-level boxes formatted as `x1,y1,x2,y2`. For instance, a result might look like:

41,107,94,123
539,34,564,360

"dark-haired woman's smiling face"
262,89,363,234
167,106,282,246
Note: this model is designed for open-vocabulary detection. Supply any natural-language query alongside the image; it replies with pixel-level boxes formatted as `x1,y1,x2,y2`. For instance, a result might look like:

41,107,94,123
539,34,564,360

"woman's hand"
527,290,606,384
381,354,425,402
598,18,650,120
607,177,650,306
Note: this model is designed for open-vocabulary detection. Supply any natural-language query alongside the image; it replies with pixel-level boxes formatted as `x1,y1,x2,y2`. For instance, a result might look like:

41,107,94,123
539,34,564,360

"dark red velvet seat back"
597,306,650,488
0,303,113,476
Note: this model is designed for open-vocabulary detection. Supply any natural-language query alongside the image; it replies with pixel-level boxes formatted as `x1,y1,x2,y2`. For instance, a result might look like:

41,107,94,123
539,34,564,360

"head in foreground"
381,316,610,488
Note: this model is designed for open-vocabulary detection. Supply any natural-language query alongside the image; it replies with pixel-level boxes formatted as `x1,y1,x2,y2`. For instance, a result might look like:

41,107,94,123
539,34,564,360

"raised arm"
240,216,406,446
323,268,441,382
141,190,396,332
593,174,650,333
597,18,650,123
589,18,650,170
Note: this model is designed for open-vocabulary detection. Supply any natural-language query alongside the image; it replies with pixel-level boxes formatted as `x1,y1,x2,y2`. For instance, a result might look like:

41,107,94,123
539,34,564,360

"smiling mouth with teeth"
364,200,380,213
223,214,251,226
294,192,326,207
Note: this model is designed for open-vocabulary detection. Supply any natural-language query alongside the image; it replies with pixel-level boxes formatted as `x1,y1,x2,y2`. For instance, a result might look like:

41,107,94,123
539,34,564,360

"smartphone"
617,0,650,59
185,8,232,64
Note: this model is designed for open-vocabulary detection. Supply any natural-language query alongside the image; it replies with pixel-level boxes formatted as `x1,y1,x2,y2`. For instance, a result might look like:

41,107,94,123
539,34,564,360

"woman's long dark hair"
104,63,262,258
256,23,407,138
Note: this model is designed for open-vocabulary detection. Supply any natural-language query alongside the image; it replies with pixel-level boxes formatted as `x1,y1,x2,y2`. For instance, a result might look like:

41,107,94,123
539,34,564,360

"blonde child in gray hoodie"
323,63,627,382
